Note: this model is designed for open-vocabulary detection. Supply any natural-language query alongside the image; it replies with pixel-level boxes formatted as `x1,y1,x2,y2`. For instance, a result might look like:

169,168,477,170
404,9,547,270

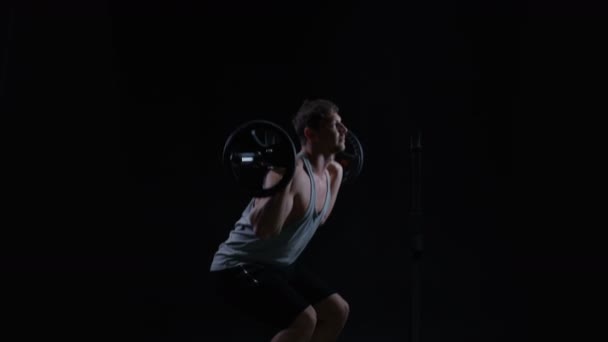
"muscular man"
209,99,350,342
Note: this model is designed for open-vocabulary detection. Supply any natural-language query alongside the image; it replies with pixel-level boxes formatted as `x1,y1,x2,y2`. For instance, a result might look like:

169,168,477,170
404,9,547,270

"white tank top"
210,153,331,271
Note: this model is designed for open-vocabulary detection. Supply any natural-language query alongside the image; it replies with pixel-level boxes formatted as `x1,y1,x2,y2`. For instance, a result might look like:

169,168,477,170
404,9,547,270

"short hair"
292,99,339,143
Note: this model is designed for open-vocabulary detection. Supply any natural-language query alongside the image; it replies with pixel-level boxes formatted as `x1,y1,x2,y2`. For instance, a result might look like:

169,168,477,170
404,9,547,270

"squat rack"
410,131,423,342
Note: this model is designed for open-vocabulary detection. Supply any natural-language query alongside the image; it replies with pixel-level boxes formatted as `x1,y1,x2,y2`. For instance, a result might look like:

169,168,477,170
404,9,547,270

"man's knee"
339,298,350,322
315,294,350,325
291,305,317,335
334,295,350,324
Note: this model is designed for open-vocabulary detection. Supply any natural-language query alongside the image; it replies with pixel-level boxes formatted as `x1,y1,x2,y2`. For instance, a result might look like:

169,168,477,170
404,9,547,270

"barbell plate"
223,120,296,197
336,130,364,185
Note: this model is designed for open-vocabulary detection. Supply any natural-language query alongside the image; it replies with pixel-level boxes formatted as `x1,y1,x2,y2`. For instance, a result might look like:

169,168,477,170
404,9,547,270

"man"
210,99,350,342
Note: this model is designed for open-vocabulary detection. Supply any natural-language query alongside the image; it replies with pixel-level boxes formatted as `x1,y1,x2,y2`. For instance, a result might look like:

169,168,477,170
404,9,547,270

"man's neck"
302,147,333,177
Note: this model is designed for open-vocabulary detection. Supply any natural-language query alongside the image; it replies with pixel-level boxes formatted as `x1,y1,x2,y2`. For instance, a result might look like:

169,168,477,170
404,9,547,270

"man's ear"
304,127,317,141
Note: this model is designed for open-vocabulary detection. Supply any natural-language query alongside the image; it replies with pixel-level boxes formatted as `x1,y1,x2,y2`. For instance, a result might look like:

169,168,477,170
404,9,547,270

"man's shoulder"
290,159,309,192
293,159,307,180
295,158,305,170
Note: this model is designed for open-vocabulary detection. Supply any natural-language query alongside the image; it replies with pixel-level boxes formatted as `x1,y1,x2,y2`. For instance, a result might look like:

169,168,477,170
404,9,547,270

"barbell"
222,120,364,197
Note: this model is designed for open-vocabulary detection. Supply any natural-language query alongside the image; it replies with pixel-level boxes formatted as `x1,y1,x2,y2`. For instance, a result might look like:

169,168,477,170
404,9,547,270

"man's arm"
249,169,295,239
321,160,344,225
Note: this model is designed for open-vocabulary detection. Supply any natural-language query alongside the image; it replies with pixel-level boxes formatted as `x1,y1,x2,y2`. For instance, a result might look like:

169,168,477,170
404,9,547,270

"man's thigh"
210,264,311,330
285,265,337,307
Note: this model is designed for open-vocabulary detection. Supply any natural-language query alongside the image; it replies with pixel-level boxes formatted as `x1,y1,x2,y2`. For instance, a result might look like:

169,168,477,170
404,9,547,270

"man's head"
292,99,347,153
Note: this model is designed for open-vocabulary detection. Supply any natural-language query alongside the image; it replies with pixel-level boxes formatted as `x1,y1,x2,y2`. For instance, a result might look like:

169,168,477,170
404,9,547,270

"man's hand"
321,160,344,225
269,166,287,175
327,160,344,178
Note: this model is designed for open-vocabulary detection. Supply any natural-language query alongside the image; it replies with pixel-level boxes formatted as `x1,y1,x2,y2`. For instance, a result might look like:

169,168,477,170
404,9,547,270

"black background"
2,1,606,341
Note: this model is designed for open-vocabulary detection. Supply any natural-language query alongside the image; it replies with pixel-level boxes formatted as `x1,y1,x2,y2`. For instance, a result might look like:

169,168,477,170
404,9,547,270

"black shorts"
209,262,336,330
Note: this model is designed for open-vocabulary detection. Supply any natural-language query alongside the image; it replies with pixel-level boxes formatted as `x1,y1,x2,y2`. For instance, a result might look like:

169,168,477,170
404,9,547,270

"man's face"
311,112,348,154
